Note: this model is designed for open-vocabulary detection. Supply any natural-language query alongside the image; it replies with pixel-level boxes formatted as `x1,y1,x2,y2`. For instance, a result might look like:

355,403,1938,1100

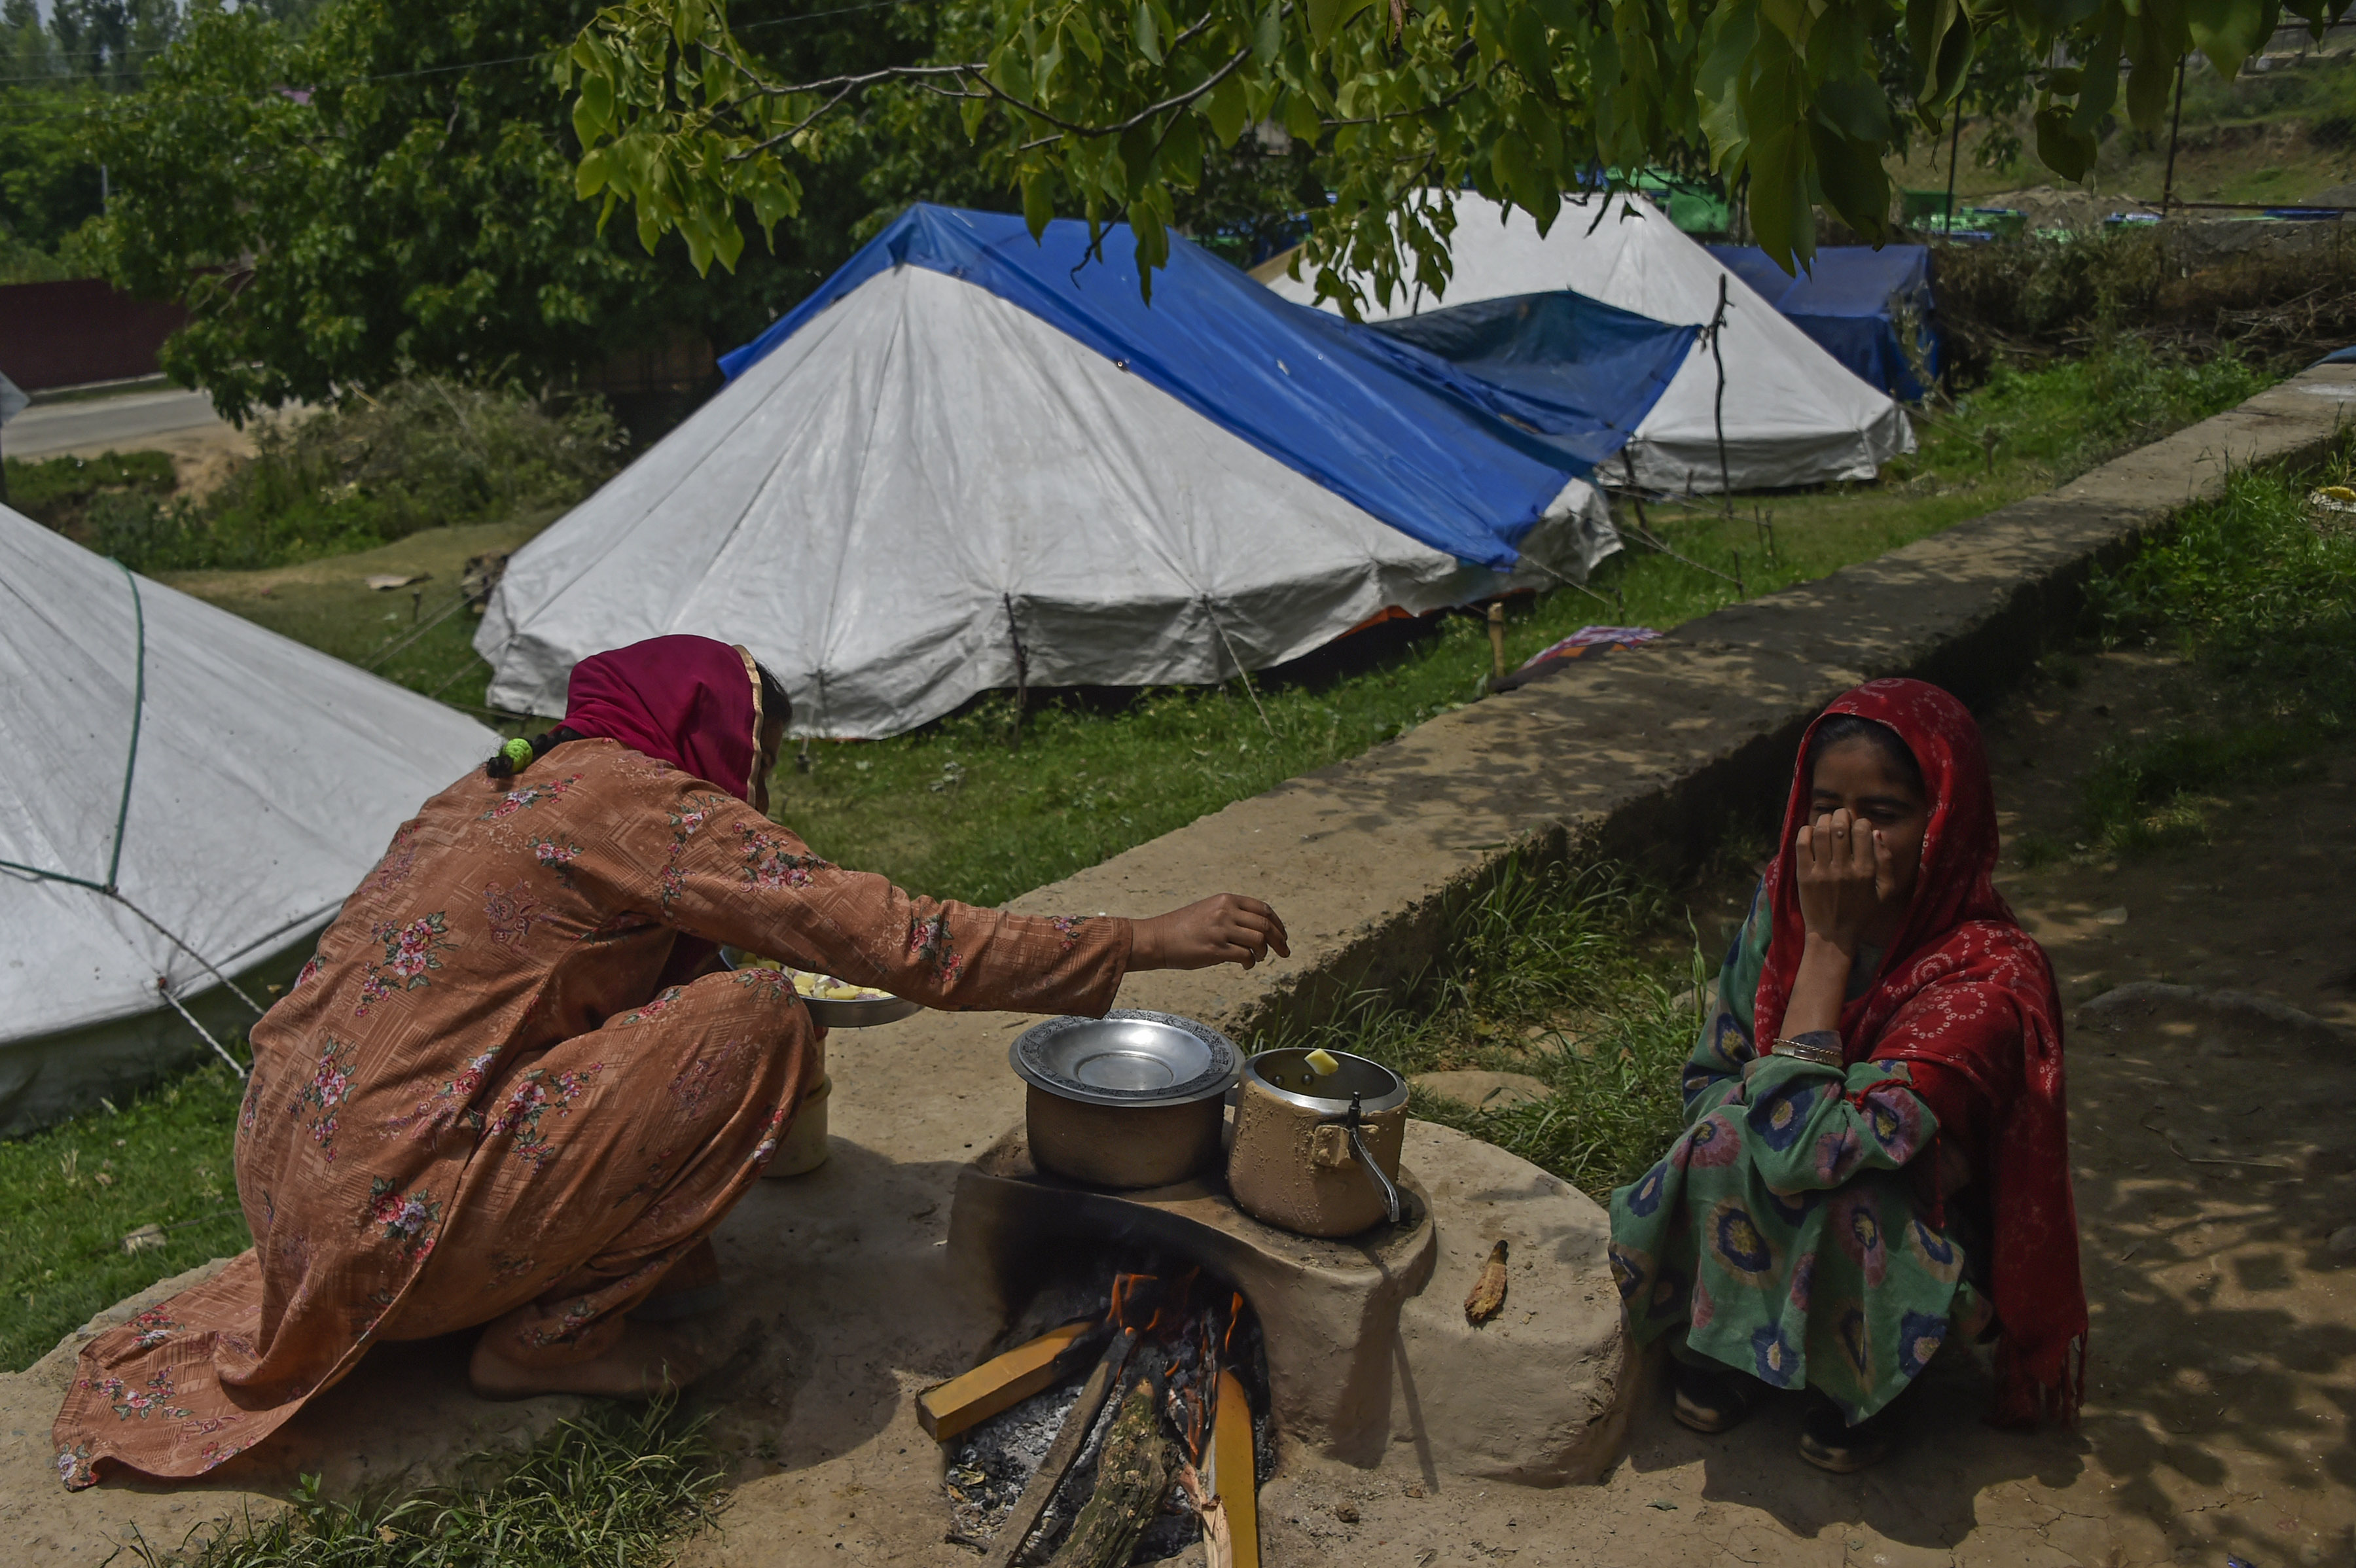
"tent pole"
1205,602,1277,738
1942,103,1962,236
1709,275,1733,516
2162,54,2187,215
1005,592,1029,751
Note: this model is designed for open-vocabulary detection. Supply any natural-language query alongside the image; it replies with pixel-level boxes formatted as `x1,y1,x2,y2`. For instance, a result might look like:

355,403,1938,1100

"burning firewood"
920,1317,1096,1442
1046,1372,1177,1568
1465,1238,1510,1325
1175,1464,1234,1568
980,1328,1135,1568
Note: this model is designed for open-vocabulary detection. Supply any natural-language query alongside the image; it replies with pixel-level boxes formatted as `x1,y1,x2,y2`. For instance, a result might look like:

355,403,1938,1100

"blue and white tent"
1709,244,1941,402
480,205,1631,738
1267,194,1916,492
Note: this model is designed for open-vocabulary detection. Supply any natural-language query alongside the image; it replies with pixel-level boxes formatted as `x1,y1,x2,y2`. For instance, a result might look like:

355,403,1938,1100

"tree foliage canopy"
68,0,1027,418
560,0,2348,311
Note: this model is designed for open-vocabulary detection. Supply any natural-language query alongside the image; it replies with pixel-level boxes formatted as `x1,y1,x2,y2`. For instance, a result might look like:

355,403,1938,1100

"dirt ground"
1252,645,2356,1568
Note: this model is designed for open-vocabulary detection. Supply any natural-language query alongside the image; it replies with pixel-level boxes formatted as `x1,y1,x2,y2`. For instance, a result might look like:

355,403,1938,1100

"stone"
2327,1225,2356,1257
1410,1071,1555,1112
1389,1122,1632,1487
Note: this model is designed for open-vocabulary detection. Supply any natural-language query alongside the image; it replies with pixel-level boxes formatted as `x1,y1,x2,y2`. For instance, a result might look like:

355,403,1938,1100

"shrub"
2,449,177,535
92,378,624,573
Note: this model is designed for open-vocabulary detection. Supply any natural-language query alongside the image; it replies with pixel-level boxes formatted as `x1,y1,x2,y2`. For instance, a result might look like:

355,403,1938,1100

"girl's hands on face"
1132,895,1291,972
1794,806,1895,956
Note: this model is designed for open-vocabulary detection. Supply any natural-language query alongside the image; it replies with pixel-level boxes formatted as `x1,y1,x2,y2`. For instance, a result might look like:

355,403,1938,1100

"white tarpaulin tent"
480,205,1621,739
0,506,496,1133
1265,194,1916,492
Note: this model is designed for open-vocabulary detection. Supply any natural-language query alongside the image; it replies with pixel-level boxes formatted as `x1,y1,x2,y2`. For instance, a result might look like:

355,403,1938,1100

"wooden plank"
980,1328,1135,1568
919,1317,1094,1442
1209,1369,1258,1568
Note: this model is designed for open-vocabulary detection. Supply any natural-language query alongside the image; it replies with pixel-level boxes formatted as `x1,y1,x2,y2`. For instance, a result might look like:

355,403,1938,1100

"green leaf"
1808,123,1889,243
1813,75,1891,144
1308,0,1374,50
1505,6,1554,90
2034,105,2097,179
2186,0,2278,75
571,70,615,149
1133,1,1164,64
1024,171,1055,238
1283,86,1324,141
1204,73,1250,145
1491,126,1546,214
1255,0,1284,62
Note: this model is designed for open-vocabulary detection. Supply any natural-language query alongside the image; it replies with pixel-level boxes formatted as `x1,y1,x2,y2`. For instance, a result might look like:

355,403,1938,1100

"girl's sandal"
1669,1359,1760,1434
1797,1389,1907,1472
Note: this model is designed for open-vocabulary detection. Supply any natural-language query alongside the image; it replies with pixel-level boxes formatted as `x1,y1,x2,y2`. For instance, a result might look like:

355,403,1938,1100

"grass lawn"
0,1064,250,1372
158,514,562,720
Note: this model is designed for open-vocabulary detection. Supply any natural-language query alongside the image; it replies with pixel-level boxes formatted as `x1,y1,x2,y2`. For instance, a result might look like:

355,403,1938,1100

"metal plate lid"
1010,1009,1241,1108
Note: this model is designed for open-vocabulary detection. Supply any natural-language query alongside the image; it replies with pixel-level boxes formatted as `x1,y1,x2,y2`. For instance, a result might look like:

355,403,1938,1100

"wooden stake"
982,1329,1135,1568
919,1318,1094,1443
1209,1369,1259,1568
1486,601,1507,687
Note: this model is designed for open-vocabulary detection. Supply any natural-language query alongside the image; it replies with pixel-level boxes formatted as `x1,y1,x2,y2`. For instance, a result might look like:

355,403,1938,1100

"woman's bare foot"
468,1320,707,1402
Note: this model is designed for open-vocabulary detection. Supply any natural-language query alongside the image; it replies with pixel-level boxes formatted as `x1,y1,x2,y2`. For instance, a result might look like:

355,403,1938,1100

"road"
2,386,238,460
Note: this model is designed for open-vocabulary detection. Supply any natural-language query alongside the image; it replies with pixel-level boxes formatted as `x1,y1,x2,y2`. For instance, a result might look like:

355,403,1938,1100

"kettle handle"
1343,1121,1402,1226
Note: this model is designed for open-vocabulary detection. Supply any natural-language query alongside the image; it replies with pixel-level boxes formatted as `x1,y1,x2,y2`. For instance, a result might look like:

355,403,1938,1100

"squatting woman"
54,635,1287,1488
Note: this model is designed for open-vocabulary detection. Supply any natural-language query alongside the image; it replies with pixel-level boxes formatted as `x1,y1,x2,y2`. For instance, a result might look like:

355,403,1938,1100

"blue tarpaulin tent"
719,205,1680,565
1367,291,1700,472
1707,245,1941,401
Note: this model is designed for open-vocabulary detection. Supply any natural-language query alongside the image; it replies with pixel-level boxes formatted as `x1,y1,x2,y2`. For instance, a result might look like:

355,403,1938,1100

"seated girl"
1609,678,2085,1472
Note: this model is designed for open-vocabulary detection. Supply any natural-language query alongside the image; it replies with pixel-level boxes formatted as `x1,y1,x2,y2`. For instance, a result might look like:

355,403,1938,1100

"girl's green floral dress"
1609,889,1984,1421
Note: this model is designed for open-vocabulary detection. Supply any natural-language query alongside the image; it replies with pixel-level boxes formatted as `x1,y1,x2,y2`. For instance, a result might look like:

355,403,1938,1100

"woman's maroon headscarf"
561,635,767,800
1753,678,2086,1427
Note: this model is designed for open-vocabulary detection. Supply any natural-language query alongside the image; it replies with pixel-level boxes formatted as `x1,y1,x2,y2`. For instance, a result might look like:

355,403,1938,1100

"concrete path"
0,365,2348,1563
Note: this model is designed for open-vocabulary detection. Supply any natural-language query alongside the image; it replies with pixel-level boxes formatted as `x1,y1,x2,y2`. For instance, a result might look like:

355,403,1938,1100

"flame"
1104,1270,1246,1465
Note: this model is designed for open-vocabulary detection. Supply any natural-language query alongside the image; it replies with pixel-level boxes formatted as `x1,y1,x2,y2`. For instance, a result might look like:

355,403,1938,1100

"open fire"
933,1265,1268,1566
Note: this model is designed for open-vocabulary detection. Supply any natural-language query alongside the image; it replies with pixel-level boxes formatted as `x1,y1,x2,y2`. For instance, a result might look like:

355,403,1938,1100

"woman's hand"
1794,806,1895,957
1132,896,1291,972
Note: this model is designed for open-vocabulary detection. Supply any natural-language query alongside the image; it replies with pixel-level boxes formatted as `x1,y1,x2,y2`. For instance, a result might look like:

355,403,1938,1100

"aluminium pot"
1227,1048,1409,1238
1010,1010,1241,1189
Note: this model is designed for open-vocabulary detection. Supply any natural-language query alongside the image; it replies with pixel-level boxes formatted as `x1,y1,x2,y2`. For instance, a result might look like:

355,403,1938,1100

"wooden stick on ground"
981,1328,1135,1568
1047,1372,1177,1568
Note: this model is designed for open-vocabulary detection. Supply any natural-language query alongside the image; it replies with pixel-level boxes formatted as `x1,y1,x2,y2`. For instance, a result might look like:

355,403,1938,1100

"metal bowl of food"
1010,1010,1241,1188
723,952,922,1029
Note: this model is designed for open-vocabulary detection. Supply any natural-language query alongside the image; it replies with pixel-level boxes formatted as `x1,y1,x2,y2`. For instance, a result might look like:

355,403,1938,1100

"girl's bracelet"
1771,1031,1844,1067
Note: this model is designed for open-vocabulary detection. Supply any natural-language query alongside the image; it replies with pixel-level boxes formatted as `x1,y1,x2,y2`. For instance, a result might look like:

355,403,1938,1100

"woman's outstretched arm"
605,778,1283,1014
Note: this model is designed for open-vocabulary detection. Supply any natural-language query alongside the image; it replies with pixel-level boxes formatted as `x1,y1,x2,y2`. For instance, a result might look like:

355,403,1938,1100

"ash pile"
932,1268,1273,1565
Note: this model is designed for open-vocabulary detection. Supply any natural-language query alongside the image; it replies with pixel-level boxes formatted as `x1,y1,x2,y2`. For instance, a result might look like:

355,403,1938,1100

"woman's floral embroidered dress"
52,739,1130,1489
1609,895,1982,1421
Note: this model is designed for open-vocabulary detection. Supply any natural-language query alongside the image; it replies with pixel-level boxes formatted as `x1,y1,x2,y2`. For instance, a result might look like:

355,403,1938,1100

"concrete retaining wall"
827,363,2355,1171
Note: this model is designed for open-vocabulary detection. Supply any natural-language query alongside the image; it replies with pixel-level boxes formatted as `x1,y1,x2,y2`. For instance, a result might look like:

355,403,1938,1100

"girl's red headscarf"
1754,678,2086,1427
562,635,767,800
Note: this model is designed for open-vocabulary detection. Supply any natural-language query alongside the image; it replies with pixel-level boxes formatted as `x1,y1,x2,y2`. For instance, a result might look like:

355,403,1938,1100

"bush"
2,449,177,535
96,378,624,573
1935,227,2356,382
